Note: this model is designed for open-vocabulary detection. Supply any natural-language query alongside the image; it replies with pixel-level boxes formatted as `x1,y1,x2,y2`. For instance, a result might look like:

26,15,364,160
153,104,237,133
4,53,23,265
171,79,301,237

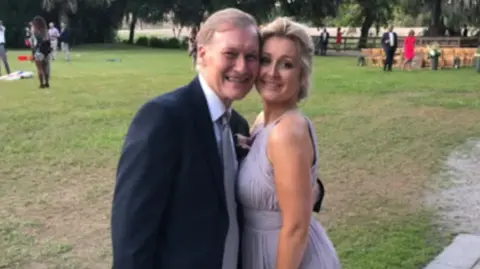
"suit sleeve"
238,115,250,136
111,99,179,269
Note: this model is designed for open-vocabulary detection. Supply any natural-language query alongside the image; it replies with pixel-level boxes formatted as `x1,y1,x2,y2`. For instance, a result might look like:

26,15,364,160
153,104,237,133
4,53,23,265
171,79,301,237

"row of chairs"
361,47,477,68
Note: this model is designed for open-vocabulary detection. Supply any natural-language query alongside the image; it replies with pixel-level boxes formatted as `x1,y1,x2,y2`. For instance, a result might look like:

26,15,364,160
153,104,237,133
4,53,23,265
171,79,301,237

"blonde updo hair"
260,17,314,101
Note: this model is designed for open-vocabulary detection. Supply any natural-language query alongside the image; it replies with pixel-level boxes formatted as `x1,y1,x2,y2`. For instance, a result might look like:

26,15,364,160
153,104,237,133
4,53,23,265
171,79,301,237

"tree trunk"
59,3,69,25
128,11,137,44
358,11,374,49
429,0,445,36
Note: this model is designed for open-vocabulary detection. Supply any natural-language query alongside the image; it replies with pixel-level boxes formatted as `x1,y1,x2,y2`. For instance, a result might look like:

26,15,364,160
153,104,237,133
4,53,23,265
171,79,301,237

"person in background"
29,21,37,59
24,22,32,48
335,27,343,52
32,16,52,88
461,24,468,37
48,22,60,60
0,20,11,76
402,29,416,71
381,25,398,71
59,22,71,62
318,28,329,56
188,26,198,68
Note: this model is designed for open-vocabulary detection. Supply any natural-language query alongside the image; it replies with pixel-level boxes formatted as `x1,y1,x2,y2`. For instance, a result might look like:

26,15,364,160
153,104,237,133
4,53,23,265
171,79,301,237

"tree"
399,0,480,36
124,0,170,44
277,0,338,24
42,0,114,24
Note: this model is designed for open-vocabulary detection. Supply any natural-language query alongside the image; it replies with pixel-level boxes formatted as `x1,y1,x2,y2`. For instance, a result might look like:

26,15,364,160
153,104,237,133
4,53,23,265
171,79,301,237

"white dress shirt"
198,74,238,170
389,32,394,47
48,27,60,40
321,31,328,41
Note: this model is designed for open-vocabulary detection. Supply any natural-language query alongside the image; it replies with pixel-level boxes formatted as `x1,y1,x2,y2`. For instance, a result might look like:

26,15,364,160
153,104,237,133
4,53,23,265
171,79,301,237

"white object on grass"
0,71,34,81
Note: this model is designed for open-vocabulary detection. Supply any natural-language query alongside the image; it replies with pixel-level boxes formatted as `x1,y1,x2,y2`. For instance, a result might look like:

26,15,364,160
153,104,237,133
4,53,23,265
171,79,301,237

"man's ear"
197,45,206,66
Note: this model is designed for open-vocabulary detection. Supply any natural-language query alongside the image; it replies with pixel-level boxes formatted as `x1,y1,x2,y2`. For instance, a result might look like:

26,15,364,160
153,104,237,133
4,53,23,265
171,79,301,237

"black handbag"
313,178,325,213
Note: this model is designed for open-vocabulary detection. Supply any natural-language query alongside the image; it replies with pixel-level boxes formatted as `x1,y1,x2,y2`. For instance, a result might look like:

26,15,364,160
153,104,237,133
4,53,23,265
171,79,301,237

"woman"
402,29,416,71
237,17,340,269
335,27,343,52
31,16,52,88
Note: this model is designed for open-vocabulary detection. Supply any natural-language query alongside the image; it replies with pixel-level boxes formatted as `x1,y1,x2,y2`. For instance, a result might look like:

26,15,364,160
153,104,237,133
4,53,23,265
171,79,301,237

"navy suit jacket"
111,77,249,269
381,31,398,50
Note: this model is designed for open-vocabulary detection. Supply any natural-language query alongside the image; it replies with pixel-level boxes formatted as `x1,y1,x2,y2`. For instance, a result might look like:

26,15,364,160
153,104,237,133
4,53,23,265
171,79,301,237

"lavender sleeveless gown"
237,116,341,269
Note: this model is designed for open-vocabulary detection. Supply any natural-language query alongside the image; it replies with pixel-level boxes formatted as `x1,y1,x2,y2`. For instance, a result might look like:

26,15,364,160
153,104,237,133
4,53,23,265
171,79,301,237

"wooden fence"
360,47,478,69
311,36,480,51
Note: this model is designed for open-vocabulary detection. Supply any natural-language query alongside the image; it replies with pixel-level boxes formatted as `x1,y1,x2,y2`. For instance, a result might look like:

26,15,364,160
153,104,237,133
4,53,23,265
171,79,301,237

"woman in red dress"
402,29,416,71
335,27,342,52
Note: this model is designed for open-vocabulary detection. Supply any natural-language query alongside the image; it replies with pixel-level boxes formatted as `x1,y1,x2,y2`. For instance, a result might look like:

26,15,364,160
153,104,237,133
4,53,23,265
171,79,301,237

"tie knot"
219,110,231,127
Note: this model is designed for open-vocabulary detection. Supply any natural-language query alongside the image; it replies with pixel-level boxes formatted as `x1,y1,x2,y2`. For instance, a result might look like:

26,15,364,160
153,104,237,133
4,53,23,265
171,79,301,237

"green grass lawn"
1,45,479,269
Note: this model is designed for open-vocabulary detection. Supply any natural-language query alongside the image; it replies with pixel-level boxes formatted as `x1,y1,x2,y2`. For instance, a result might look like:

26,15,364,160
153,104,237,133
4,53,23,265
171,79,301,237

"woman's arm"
268,114,314,269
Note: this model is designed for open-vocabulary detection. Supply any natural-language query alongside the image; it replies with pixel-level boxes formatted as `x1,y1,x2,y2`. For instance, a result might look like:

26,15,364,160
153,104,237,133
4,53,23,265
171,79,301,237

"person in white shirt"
59,22,70,61
29,22,36,47
48,22,60,60
0,20,11,76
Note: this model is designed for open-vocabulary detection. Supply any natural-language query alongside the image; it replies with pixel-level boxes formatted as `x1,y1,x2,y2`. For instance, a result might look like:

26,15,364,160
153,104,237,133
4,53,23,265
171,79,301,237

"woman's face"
256,36,303,105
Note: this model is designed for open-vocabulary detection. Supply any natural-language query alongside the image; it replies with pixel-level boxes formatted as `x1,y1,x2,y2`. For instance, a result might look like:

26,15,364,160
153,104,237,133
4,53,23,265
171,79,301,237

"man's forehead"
212,26,259,50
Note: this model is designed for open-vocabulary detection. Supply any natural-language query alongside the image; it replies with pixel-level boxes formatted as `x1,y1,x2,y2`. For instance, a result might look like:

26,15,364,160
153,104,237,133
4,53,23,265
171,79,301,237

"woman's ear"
300,74,308,90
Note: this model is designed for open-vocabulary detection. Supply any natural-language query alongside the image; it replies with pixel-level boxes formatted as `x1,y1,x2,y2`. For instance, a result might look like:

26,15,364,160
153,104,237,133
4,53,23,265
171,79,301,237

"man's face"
197,24,260,105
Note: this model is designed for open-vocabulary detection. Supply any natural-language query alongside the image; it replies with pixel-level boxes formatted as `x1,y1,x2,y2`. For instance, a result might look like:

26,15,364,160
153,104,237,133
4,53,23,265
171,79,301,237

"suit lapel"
186,77,226,203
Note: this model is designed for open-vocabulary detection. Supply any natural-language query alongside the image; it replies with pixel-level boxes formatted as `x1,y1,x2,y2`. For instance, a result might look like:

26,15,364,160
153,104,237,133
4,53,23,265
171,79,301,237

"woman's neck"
262,102,297,125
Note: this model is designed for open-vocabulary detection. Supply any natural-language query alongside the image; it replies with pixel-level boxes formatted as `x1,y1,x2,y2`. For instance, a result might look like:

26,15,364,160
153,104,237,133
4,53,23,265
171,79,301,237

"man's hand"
235,134,252,149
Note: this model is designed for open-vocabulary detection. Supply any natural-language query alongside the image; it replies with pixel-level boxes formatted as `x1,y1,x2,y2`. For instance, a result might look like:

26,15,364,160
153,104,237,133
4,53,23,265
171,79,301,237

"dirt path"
425,139,480,235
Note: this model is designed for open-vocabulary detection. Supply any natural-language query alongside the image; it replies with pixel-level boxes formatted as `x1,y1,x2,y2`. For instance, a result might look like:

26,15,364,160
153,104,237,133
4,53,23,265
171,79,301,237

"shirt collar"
198,74,231,122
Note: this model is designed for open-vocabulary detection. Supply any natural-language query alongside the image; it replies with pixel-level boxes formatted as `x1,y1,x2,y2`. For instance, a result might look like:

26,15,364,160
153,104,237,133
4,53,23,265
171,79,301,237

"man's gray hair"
196,8,258,46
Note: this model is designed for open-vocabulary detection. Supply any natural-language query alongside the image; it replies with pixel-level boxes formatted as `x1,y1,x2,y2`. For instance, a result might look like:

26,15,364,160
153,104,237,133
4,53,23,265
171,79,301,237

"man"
318,28,330,56
111,8,258,269
381,25,398,71
48,22,60,60
461,24,468,37
0,20,11,76
59,22,71,61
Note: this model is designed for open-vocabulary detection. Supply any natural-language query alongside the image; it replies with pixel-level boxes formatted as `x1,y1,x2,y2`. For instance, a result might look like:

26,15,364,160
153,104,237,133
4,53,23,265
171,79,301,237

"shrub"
149,37,165,48
163,37,180,49
135,36,149,46
126,36,188,50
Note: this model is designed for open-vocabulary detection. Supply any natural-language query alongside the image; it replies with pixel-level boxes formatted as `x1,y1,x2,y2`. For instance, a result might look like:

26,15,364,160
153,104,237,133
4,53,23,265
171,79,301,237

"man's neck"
198,72,232,109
